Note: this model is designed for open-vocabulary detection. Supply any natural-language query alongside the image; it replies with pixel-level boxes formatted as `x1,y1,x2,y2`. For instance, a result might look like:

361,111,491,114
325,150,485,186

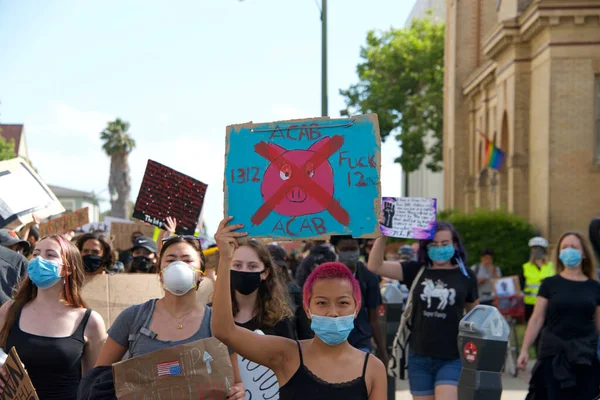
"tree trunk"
109,151,132,219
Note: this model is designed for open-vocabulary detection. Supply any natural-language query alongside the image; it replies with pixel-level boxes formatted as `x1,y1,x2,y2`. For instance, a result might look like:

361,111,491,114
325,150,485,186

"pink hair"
302,262,362,311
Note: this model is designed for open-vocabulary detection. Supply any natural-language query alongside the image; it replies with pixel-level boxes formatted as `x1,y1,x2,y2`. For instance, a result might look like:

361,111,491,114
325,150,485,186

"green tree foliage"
341,15,444,173
440,209,537,276
0,133,17,161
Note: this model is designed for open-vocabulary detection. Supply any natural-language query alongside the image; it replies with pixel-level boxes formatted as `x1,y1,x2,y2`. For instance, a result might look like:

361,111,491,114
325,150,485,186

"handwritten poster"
0,158,64,229
113,337,234,400
379,197,436,239
133,160,208,235
0,347,39,400
237,330,279,400
38,207,89,236
225,115,381,239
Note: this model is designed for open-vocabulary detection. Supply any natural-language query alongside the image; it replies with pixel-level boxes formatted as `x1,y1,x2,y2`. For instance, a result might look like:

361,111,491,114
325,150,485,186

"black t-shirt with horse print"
401,261,479,360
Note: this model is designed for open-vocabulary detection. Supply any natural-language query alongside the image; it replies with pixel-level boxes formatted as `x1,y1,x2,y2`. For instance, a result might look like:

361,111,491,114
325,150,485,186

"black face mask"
131,256,154,273
230,269,263,295
82,255,104,273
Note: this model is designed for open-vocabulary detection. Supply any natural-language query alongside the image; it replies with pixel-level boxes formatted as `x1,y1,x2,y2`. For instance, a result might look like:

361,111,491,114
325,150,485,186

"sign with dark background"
133,160,207,235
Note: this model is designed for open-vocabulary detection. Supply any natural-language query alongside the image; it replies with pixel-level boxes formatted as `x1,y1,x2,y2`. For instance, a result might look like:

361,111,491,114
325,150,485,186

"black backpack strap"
126,299,158,358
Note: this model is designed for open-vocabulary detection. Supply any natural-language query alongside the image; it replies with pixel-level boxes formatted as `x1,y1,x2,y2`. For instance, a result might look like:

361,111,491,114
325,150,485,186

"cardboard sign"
380,197,437,239
110,222,156,251
224,114,382,239
133,160,208,235
0,347,39,400
493,276,521,297
82,274,163,328
0,157,64,229
38,207,89,236
113,337,234,400
237,330,279,400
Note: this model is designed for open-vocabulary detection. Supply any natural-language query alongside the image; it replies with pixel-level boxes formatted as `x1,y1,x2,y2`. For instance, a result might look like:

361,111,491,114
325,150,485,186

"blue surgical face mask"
559,248,582,268
310,313,355,346
27,257,62,289
428,244,455,263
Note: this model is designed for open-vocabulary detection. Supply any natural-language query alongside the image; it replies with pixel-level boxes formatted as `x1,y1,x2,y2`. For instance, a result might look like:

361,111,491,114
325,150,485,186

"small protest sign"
0,158,64,229
110,221,156,251
379,197,437,240
113,337,234,400
0,347,39,400
225,114,381,240
82,274,163,328
133,160,208,235
38,207,89,236
237,330,279,400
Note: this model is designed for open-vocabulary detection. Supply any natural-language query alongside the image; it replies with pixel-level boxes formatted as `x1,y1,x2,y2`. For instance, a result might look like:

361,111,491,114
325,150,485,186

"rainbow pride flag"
483,136,505,170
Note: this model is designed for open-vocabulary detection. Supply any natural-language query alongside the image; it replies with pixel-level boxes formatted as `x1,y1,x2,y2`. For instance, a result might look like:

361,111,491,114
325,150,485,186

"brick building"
443,0,600,243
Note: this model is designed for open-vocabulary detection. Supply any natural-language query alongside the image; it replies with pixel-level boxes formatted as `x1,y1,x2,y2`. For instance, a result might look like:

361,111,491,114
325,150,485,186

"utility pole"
321,0,328,117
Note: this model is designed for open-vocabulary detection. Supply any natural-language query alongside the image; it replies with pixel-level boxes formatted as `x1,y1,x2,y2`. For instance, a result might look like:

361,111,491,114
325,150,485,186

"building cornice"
462,60,497,97
483,1,600,58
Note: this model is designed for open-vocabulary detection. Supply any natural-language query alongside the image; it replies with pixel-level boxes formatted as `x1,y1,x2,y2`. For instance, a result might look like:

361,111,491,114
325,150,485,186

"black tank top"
279,341,370,399
5,308,92,400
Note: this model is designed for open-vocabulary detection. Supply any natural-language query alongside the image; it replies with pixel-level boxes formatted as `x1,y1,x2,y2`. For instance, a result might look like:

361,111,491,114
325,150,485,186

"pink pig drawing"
251,135,350,226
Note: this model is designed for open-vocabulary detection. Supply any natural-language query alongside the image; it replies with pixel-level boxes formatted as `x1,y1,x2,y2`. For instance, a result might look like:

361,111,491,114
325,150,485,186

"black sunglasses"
162,235,201,243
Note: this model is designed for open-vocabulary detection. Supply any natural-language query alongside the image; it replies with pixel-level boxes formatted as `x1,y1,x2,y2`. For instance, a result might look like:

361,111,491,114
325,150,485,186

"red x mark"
251,136,350,227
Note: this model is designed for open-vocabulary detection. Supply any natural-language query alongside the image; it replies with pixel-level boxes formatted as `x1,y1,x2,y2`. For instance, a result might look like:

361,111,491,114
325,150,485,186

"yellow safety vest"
523,262,555,305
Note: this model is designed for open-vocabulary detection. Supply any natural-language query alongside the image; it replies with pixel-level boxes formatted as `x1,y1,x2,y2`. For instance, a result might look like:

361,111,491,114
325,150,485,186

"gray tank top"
126,299,213,359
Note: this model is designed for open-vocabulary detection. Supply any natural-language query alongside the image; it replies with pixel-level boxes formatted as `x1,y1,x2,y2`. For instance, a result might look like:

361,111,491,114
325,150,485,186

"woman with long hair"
212,217,387,399
367,221,479,400
518,232,600,399
0,235,106,400
75,232,116,278
93,235,245,399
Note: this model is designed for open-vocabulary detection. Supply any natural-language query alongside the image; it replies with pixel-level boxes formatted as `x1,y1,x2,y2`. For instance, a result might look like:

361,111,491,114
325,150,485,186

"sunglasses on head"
162,235,201,243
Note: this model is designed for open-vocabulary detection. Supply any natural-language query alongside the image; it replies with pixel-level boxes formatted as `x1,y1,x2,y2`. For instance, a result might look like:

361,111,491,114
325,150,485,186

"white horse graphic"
420,279,456,310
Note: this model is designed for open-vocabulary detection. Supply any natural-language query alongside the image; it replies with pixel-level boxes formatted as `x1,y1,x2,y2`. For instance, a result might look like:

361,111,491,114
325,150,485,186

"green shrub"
439,209,536,276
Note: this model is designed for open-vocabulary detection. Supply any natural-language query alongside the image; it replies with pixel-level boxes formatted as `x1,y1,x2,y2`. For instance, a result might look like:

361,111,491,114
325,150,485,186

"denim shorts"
408,350,462,396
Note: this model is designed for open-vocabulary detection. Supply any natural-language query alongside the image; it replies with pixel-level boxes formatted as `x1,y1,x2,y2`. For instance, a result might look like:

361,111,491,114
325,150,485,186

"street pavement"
395,361,533,400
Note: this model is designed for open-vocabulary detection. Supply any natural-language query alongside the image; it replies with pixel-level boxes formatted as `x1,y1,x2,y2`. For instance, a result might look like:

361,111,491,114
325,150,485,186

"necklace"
161,303,196,329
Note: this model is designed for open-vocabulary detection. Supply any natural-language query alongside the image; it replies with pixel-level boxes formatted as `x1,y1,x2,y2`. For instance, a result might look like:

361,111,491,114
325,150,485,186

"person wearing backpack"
471,249,502,306
368,221,479,400
91,235,245,399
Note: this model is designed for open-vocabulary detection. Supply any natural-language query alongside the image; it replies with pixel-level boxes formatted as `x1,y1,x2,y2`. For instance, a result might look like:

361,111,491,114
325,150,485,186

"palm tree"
100,118,136,219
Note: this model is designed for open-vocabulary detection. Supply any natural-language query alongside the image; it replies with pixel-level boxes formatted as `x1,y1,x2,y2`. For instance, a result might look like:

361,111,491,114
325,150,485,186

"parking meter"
457,305,509,400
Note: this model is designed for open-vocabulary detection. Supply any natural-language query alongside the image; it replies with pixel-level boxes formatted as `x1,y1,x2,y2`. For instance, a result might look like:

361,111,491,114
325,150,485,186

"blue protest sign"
224,114,381,239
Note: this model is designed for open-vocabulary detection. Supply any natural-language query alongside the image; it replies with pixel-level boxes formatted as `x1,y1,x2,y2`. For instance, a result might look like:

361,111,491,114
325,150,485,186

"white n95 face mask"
161,261,203,296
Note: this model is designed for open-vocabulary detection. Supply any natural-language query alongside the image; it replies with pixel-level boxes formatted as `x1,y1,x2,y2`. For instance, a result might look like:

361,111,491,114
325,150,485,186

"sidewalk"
395,361,534,400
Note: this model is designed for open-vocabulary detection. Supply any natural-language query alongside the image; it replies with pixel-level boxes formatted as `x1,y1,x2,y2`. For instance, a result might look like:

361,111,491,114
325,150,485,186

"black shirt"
0,246,27,306
538,275,600,341
6,308,92,400
348,262,382,351
236,316,297,339
402,261,478,360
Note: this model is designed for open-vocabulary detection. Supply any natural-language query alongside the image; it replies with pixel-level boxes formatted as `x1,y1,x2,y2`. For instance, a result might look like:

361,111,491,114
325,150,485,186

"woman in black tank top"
212,218,387,400
0,235,106,400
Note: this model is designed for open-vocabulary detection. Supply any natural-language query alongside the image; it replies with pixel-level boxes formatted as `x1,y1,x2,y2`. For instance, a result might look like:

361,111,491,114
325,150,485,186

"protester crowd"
0,210,598,400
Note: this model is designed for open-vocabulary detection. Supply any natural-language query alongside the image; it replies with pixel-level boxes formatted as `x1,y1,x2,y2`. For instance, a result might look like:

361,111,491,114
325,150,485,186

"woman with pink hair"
213,217,387,400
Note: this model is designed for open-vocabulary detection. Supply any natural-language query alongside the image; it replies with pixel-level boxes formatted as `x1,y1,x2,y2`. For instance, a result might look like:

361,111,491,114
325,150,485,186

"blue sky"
0,0,415,234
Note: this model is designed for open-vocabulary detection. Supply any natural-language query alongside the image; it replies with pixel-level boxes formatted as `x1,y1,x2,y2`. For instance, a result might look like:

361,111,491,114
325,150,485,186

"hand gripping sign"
224,115,382,240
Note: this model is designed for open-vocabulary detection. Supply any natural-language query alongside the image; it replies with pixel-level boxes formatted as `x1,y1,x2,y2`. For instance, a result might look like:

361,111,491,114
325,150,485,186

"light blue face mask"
559,248,582,268
427,244,455,263
27,257,62,289
310,313,355,346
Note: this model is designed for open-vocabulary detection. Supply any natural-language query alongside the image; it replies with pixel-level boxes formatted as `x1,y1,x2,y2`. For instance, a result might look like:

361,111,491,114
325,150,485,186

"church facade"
443,0,600,243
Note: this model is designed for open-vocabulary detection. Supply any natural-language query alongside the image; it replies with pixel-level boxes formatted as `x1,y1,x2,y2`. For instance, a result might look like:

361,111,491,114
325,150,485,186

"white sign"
237,330,279,400
0,157,64,229
380,197,437,240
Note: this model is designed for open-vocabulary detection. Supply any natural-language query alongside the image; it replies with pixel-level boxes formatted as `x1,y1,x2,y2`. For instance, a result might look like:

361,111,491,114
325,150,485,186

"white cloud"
27,102,114,140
